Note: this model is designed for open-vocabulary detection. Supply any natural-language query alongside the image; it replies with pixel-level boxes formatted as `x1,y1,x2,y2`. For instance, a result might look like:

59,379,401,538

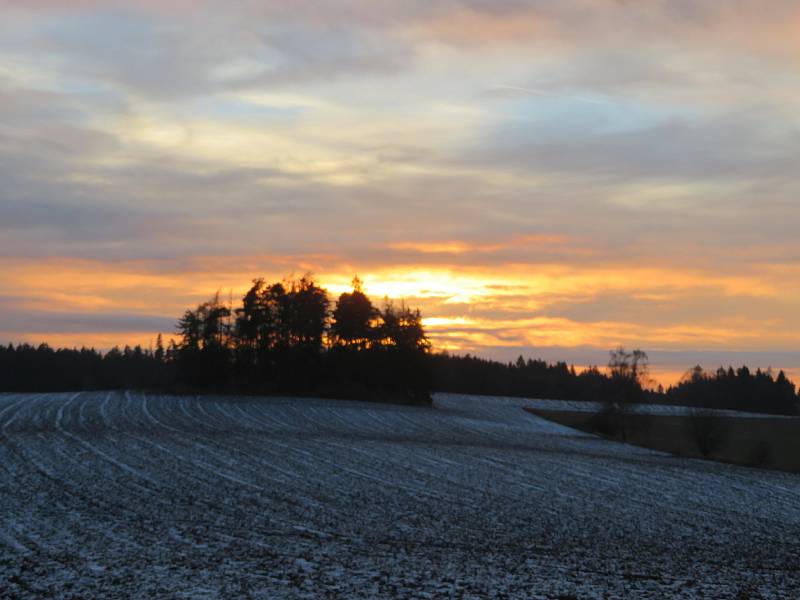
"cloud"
387,234,571,256
1,0,800,381
0,295,174,334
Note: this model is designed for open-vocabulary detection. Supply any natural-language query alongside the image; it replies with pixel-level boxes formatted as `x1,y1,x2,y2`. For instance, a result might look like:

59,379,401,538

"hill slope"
1,391,798,597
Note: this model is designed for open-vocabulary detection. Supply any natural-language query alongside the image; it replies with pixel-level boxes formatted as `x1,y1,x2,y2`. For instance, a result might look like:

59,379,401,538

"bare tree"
600,347,650,441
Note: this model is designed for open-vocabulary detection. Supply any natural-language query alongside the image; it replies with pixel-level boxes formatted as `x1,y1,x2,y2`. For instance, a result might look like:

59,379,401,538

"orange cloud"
388,234,571,255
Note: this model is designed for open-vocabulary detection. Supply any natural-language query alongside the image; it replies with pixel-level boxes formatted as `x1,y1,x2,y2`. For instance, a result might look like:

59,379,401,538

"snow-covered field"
1,391,798,598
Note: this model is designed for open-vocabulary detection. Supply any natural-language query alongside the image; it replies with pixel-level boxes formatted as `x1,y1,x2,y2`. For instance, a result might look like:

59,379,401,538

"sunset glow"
2,1,800,386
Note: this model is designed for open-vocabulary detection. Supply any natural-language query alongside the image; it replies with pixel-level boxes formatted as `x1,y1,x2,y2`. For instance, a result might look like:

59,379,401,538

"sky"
2,0,800,386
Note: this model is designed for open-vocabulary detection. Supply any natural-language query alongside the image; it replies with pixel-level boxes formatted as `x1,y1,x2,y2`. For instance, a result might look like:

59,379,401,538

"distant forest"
433,352,799,415
1,275,798,415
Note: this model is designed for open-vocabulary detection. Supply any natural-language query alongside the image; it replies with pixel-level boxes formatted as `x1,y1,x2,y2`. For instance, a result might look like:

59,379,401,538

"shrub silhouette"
685,409,728,457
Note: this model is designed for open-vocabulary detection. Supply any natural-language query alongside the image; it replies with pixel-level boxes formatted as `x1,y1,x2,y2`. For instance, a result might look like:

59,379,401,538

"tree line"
1,277,797,415
433,347,651,406
665,365,798,415
433,348,799,416
0,342,168,392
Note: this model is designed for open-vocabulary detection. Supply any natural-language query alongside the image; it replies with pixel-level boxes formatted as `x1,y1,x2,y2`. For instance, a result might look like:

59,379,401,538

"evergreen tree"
330,276,377,349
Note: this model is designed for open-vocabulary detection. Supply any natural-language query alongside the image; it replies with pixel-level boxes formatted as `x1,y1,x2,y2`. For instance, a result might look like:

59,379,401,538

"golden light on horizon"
3,256,799,347
324,269,505,305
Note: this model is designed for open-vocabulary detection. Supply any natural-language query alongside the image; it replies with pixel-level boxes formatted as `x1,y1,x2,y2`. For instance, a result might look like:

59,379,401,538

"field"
1,392,799,598
526,407,800,472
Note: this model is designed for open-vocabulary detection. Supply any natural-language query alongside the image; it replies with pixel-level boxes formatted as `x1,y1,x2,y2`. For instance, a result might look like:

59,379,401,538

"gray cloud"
0,296,174,334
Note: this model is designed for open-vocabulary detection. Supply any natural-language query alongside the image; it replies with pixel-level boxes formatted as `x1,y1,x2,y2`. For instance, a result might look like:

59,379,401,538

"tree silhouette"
155,334,165,363
608,347,649,398
284,276,329,352
370,301,432,404
602,347,650,440
666,363,798,415
330,276,377,349
235,278,270,352
175,292,232,388
377,301,430,352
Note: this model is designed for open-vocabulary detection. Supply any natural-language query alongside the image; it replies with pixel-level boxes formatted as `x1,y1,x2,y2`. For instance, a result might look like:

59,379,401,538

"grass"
526,408,800,472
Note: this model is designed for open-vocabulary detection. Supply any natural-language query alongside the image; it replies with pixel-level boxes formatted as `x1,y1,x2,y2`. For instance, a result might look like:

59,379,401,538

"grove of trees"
0,275,432,404
173,275,432,403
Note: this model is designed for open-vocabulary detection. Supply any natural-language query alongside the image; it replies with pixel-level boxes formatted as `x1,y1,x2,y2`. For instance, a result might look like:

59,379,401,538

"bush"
592,401,624,438
685,409,727,457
